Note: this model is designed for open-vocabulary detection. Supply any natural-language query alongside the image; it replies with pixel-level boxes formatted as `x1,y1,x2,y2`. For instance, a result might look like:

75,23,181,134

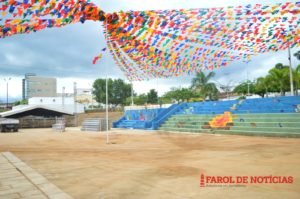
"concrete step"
159,127,300,138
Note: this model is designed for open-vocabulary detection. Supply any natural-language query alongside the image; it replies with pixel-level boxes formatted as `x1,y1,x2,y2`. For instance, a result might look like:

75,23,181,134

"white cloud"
0,76,22,101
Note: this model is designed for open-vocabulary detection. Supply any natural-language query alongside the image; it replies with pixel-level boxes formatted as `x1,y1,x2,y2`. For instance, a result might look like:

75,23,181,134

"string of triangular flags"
1,1,299,81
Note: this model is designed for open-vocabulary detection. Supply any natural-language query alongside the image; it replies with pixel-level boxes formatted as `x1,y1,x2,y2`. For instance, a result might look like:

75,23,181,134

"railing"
19,117,75,128
112,115,126,128
152,103,187,130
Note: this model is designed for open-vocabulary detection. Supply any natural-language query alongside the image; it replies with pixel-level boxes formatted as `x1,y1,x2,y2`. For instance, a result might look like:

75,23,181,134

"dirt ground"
0,128,300,199
77,112,123,125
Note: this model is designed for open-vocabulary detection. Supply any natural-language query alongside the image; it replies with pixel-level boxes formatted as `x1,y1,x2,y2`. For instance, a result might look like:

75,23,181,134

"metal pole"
105,20,109,144
288,45,294,96
73,82,77,126
6,81,8,109
131,81,134,106
247,69,250,96
62,86,65,109
156,78,159,104
91,87,94,110
4,78,11,109
106,65,109,144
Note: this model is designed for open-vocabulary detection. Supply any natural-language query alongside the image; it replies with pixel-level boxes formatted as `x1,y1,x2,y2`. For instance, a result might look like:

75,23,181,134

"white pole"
106,65,109,144
131,81,134,106
156,78,159,104
62,86,65,109
73,82,77,113
247,69,250,96
288,45,294,96
4,77,11,109
73,82,77,126
105,21,109,144
91,87,94,110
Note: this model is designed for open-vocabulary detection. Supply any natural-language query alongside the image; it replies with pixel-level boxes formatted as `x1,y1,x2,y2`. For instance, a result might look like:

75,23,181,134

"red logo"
200,174,293,188
200,174,205,187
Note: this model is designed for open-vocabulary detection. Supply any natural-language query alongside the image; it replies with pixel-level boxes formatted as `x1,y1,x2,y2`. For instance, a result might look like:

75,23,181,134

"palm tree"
294,51,300,61
275,63,285,69
268,67,290,96
191,71,218,100
294,64,300,95
254,77,267,98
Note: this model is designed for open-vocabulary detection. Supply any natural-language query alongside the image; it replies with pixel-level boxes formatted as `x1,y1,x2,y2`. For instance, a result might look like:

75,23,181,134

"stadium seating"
159,96,300,137
113,108,167,129
232,96,300,114
159,113,300,137
113,96,300,137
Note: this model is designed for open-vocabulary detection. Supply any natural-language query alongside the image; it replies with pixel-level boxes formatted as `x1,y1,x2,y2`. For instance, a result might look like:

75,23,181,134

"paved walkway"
0,152,72,199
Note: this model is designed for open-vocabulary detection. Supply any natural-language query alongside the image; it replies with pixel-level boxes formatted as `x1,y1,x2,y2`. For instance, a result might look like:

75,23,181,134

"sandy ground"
0,128,300,199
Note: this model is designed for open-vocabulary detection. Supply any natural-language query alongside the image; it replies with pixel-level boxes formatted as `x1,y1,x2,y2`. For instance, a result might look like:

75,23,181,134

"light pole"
243,60,251,96
247,70,250,96
73,82,77,126
131,81,134,107
288,45,294,96
88,83,93,110
105,19,109,144
62,86,65,109
4,78,11,109
214,79,234,100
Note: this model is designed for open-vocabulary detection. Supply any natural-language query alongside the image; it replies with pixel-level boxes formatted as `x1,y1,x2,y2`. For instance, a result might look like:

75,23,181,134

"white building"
28,97,85,113
22,74,57,100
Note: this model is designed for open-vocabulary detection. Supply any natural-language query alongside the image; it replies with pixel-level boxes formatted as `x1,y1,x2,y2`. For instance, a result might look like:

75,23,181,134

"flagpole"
105,20,109,144
288,45,294,96
131,81,134,107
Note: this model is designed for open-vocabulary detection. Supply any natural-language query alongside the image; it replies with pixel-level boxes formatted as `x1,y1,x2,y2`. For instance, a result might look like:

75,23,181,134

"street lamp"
288,45,294,96
242,60,251,96
4,78,11,109
62,86,65,109
214,76,234,100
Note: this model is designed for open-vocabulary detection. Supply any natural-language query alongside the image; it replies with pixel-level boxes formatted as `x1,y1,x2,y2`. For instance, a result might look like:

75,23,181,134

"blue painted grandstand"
113,96,300,137
232,96,299,114
113,108,166,129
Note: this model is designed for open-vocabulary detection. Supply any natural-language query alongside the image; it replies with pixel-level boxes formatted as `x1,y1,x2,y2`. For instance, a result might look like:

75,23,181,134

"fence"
19,116,75,128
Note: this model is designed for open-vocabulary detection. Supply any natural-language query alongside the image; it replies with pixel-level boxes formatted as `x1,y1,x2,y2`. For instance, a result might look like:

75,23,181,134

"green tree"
191,71,219,100
233,81,255,96
294,64,300,95
93,79,104,103
162,87,200,103
178,88,197,102
147,89,158,104
293,51,300,60
93,78,131,107
293,54,300,95
254,77,273,98
134,94,148,105
111,79,131,106
13,99,28,106
267,67,290,96
275,63,288,70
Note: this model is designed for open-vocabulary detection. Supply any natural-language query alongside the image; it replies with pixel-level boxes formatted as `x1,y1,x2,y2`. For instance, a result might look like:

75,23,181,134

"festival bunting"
1,1,299,81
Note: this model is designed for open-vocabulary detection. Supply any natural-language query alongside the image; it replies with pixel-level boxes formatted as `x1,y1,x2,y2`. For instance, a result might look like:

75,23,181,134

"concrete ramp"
0,152,72,199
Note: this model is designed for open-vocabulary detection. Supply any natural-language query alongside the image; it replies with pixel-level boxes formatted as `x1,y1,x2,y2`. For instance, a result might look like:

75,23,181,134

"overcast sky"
0,0,299,101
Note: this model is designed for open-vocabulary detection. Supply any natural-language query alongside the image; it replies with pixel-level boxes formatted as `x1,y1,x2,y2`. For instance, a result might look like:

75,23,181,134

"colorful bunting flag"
1,1,299,81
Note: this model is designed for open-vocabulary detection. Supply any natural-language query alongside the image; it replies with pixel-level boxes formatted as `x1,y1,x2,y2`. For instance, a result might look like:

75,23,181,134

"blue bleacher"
233,96,300,114
113,96,300,130
113,108,166,129
176,100,238,115
176,96,300,115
